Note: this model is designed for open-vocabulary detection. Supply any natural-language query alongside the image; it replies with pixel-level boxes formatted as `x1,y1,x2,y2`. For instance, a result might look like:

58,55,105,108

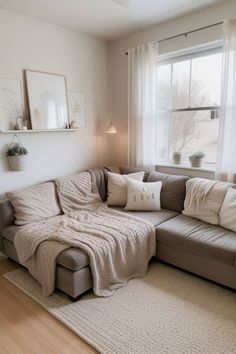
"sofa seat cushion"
156,214,236,266
2,225,89,271
110,207,179,226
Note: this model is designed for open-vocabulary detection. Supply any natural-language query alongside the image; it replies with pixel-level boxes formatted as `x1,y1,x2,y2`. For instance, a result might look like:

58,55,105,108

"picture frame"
25,70,69,130
68,91,86,129
0,78,24,131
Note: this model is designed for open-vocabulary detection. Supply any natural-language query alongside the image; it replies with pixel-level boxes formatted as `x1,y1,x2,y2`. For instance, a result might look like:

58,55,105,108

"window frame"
156,42,223,165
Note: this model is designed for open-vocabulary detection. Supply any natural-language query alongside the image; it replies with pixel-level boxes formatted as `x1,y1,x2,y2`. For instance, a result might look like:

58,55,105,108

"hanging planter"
6,135,28,171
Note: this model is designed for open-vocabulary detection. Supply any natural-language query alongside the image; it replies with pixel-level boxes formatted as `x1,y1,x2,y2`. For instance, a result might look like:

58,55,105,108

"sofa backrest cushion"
147,171,189,212
6,182,61,225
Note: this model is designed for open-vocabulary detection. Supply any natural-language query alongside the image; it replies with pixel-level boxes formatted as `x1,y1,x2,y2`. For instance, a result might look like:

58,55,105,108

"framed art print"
68,91,86,129
25,70,69,130
0,78,24,131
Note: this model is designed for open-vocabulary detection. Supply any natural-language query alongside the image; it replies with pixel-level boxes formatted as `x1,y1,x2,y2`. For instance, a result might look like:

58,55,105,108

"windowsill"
155,162,215,173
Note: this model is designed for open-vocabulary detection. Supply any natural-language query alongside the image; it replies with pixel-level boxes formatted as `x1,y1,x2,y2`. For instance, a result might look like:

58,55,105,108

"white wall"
0,9,110,196
109,0,236,166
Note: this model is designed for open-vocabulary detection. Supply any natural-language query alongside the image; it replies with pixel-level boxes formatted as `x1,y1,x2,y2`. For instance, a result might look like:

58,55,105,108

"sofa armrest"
0,199,15,253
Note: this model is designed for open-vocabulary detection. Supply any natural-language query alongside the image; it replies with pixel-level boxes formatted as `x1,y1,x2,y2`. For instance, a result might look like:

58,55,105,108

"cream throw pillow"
6,182,61,225
219,187,236,232
107,171,145,207
125,178,162,211
182,178,229,225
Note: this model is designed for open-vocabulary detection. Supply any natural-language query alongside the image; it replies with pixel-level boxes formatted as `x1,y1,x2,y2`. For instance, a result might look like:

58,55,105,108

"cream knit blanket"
14,172,156,297
182,178,230,225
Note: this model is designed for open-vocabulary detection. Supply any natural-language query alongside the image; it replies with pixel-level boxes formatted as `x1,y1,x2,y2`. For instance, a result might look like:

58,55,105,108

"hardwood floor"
0,259,97,354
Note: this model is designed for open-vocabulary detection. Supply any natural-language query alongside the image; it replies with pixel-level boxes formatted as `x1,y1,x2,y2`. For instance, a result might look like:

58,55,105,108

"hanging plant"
6,135,28,171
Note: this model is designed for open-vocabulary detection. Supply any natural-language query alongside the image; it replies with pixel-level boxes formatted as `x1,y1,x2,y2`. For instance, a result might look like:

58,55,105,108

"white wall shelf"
0,129,79,133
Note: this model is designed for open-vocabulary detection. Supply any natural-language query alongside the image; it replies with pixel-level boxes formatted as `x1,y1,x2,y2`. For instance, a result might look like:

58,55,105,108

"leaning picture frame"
25,70,70,130
68,91,86,129
0,78,24,131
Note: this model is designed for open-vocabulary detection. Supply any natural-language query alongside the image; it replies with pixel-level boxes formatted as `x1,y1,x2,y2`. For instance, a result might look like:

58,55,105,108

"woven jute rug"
4,262,236,354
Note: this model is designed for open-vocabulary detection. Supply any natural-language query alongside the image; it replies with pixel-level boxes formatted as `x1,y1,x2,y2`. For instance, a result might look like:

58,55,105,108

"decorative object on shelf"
105,121,117,134
6,134,28,171
0,78,24,131
15,117,23,130
189,151,205,168
70,120,78,129
25,70,69,130
68,91,86,129
172,152,182,164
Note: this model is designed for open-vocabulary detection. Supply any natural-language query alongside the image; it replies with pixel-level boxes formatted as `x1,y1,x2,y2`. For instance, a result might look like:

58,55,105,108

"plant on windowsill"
189,151,205,168
6,142,28,171
172,151,182,164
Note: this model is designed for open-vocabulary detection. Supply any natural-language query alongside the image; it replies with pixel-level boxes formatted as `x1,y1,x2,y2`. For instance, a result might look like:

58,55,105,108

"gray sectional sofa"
1,166,236,300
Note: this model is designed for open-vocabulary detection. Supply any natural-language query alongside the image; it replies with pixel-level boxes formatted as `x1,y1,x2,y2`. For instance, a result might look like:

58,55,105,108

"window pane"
169,110,219,163
190,53,222,107
155,111,170,161
172,60,190,109
156,64,171,110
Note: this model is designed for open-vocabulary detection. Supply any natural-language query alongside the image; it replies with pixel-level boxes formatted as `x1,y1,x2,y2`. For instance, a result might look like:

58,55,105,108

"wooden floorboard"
0,259,97,354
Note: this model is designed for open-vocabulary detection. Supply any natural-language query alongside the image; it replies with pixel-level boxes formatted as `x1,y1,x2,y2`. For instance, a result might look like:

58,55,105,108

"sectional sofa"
1,166,236,300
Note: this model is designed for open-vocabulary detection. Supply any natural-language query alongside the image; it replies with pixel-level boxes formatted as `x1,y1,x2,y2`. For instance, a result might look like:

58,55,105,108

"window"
156,46,222,164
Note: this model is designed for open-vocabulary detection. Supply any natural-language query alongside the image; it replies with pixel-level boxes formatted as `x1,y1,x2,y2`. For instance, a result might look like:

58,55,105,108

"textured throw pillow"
125,178,162,211
107,171,145,207
6,182,61,225
182,178,229,225
219,187,236,232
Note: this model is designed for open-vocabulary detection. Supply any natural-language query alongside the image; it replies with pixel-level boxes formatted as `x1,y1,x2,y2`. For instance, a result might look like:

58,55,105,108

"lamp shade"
105,122,117,134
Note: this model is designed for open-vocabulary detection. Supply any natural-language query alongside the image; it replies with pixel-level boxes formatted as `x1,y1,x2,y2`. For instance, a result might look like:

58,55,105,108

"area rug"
4,262,236,354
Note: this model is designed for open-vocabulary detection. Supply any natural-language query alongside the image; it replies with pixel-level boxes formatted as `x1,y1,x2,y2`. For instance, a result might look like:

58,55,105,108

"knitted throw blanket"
182,178,230,225
14,172,156,297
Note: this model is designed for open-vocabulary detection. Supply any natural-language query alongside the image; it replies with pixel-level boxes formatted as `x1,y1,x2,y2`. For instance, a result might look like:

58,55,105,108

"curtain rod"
125,21,223,55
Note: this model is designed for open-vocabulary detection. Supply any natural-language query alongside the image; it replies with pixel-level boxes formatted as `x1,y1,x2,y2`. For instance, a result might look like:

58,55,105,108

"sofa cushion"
6,182,61,225
182,178,229,225
156,214,236,266
125,178,162,211
219,186,236,232
147,171,189,212
57,248,89,271
2,225,89,271
107,171,145,207
110,207,179,226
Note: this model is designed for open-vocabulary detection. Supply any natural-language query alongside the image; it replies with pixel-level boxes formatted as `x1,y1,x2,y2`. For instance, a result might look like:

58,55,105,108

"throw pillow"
6,182,61,225
147,171,189,212
107,171,145,207
219,187,236,232
125,178,162,211
182,178,229,225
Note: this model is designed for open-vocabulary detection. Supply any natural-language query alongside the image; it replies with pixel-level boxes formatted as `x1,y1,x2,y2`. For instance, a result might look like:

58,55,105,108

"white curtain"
128,42,157,168
216,19,236,183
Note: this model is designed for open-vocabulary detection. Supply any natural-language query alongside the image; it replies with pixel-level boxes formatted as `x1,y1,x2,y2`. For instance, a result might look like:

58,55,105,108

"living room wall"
0,9,109,196
108,0,236,166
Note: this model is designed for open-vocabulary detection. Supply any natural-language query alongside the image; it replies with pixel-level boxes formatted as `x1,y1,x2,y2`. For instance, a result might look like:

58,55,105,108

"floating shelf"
0,129,79,133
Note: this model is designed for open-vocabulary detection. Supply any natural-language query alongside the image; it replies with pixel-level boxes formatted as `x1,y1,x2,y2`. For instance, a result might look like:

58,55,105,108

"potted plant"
189,151,205,168
6,143,28,171
172,152,182,164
